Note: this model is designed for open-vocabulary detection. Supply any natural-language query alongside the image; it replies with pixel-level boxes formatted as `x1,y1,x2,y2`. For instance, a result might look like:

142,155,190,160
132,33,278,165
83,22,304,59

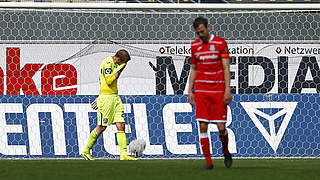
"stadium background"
0,1,319,159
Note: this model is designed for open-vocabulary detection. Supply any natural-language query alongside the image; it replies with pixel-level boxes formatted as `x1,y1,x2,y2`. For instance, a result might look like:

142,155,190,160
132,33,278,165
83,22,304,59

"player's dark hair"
115,49,131,62
193,16,208,29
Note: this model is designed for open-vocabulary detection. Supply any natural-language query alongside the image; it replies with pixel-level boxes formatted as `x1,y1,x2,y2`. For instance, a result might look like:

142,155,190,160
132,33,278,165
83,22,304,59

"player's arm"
188,64,197,105
104,63,126,85
113,63,126,79
222,57,232,105
188,46,197,106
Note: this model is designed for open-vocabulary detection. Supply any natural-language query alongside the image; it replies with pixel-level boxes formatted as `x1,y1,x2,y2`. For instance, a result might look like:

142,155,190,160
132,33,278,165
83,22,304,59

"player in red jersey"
188,16,233,170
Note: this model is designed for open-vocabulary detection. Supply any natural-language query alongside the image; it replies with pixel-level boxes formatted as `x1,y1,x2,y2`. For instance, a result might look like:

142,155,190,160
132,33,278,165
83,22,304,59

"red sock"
200,137,212,165
219,133,230,155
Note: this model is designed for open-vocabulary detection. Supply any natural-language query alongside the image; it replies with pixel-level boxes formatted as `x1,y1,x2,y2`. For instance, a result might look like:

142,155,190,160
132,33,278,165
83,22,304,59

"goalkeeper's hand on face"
118,63,126,72
91,98,98,111
114,63,127,79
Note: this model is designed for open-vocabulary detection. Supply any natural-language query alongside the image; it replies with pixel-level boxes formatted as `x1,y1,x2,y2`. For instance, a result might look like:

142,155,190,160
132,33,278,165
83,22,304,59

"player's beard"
200,35,210,44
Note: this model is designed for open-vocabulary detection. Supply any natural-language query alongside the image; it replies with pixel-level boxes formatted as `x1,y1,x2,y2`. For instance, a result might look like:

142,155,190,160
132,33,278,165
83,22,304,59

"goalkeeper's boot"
201,164,214,170
224,153,232,168
81,150,94,161
120,154,138,161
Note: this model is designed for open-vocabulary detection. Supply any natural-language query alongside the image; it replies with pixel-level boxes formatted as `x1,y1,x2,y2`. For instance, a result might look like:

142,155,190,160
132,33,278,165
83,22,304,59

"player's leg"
199,121,213,170
116,122,127,155
113,95,137,160
210,93,232,168
81,125,106,160
81,95,110,160
216,122,232,168
195,93,213,169
115,122,137,160
216,123,229,154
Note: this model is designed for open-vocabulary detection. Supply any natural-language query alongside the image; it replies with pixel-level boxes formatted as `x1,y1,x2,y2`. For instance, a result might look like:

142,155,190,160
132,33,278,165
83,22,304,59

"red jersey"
190,35,230,93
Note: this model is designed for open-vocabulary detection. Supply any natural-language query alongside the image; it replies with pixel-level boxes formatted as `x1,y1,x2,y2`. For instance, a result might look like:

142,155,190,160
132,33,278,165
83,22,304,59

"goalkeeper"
81,49,137,161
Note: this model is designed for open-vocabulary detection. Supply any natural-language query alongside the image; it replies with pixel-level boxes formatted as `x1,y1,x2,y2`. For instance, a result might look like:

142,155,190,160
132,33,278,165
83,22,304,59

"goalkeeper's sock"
219,129,230,155
84,129,99,152
200,133,212,166
117,131,128,155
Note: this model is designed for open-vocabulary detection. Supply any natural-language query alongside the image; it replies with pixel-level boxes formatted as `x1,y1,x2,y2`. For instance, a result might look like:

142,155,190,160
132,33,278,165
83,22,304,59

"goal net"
0,3,319,159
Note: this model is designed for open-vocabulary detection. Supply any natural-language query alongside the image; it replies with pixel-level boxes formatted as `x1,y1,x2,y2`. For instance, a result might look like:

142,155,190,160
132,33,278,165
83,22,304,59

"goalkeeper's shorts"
97,94,125,126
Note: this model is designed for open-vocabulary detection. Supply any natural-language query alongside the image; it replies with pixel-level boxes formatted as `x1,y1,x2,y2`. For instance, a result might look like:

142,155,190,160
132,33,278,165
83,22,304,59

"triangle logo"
241,102,298,153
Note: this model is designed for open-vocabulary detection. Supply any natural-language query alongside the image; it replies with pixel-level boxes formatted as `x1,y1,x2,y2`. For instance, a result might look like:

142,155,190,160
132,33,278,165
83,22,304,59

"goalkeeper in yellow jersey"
81,49,137,161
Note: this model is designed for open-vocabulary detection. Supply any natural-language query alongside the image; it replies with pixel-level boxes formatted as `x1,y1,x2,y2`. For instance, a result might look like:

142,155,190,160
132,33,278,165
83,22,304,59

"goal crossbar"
0,2,320,10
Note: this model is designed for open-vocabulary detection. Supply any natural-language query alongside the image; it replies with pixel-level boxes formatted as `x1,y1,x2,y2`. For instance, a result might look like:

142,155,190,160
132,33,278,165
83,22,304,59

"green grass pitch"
0,159,319,180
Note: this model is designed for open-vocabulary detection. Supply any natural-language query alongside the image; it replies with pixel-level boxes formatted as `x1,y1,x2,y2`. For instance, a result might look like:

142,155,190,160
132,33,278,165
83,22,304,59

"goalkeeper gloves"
114,63,126,74
91,98,98,111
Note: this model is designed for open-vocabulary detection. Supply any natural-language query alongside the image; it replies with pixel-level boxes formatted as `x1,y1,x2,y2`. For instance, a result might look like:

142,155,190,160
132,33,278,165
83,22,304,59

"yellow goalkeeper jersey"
99,56,125,95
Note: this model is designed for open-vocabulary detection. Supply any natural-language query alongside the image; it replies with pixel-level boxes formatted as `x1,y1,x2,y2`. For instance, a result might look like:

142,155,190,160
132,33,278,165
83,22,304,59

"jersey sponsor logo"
199,55,218,60
241,102,298,152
